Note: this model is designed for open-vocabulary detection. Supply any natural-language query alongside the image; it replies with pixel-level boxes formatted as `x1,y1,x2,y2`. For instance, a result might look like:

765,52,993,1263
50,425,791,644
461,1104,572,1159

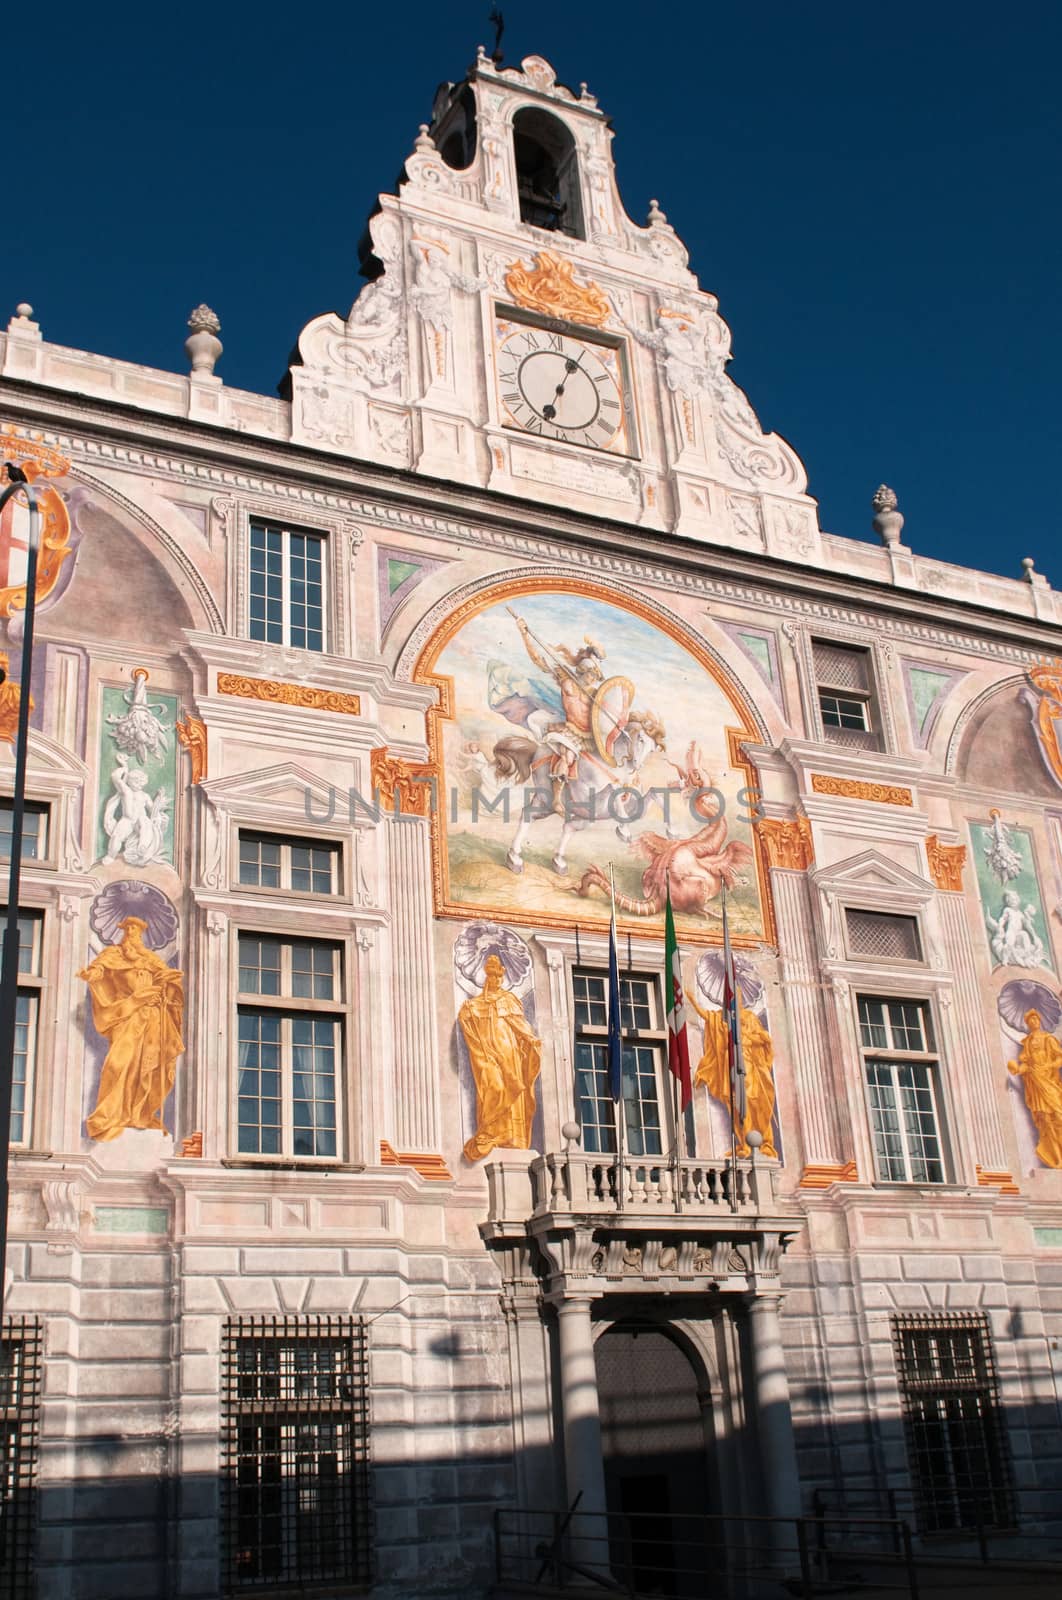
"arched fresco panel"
416,578,771,946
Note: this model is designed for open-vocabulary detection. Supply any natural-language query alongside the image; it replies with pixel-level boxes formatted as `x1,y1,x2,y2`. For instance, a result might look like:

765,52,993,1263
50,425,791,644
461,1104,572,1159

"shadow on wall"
15,1397,1062,1600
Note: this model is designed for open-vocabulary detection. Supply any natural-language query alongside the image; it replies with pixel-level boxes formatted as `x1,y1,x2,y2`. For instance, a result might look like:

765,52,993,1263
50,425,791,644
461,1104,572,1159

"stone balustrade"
530,1149,768,1215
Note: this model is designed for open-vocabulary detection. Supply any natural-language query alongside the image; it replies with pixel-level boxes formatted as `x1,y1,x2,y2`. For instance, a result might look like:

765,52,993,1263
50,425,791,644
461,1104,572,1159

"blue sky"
4,1,1059,580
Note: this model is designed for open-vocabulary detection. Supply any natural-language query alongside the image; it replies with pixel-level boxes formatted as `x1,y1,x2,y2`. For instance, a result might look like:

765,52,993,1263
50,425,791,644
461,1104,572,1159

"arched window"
435,83,477,171
513,107,584,238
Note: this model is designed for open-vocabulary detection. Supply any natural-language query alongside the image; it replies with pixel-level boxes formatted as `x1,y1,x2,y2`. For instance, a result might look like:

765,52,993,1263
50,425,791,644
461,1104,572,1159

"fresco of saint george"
80,916,184,1141
459,954,542,1161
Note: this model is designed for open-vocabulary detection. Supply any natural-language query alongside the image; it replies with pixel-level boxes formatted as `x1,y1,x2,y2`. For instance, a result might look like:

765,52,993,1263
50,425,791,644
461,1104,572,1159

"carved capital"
926,834,966,892
176,714,207,783
371,746,437,817
757,813,814,871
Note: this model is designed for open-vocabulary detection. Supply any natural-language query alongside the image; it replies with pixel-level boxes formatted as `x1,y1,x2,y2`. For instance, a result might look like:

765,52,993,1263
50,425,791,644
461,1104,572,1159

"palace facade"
1,45,1061,1600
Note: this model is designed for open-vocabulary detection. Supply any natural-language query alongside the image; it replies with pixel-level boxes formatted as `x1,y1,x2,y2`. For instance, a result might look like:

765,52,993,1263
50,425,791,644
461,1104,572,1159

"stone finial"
414,124,436,155
185,305,222,377
871,483,905,547
647,198,668,225
561,1120,581,1151
1022,556,1048,588
7,303,40,337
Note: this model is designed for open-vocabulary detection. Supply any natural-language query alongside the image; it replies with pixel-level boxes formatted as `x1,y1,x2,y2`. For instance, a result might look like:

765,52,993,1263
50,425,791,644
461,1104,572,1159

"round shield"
590,675,635,768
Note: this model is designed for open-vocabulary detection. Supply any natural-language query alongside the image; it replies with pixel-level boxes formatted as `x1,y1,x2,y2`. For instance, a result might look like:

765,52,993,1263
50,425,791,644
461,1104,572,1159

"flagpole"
608,862,625,1213
723,885,739,1216
666,872,683,1216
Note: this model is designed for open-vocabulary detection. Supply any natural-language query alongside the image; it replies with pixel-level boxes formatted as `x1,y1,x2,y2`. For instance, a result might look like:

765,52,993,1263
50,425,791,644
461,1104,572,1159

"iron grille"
846,910,922,962
0,1317,41,1600
221,1315,372,1594
812,639,872,690
892,1313,1014,1534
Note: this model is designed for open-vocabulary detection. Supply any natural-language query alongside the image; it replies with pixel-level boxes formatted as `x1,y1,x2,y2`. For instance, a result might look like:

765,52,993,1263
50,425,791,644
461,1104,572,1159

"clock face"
494,315,631,453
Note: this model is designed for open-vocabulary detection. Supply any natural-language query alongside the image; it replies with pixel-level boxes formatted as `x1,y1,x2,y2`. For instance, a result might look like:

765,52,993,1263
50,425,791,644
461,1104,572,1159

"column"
385,816,440,1151
554,1296,608,1571
771,869,847,1170
746,1296,802,1535
935,891,1009,1172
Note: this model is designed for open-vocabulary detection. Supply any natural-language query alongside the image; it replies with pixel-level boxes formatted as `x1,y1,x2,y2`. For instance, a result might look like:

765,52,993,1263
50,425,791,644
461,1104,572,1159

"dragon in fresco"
576,744,753,917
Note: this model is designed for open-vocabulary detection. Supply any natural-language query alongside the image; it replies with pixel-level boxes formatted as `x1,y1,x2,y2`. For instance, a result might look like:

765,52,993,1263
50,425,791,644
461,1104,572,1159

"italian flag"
665,881,692,1112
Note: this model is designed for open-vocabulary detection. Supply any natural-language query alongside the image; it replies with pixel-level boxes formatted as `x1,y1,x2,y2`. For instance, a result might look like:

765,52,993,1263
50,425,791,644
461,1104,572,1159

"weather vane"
489,5,505,65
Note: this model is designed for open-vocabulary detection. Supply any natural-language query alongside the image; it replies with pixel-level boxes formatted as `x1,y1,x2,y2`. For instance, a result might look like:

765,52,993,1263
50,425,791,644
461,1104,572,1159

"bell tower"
289,49,820,561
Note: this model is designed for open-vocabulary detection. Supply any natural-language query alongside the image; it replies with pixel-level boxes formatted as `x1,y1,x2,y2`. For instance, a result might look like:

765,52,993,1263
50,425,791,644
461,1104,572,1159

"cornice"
2,379,1059,667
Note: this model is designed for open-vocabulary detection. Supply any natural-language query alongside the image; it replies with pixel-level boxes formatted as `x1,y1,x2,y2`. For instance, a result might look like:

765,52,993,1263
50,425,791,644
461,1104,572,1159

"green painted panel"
736,632,773,682
387,558,421,595
1034,1228,1062,1247
94,1206,170,1235
972,817,1053,973
95,678,178,867
909,667,952,733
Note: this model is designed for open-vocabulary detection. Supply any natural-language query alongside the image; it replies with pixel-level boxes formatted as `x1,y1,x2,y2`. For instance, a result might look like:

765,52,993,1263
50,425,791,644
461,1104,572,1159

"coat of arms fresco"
418,582,770,945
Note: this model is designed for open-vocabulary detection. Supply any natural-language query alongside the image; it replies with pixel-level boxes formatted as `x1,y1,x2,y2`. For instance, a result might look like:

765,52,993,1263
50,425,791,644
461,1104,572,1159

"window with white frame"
236,935,344,1159
238,832,340,896
858,996,946,1184
0,802,49,863
812,639,883,751
573,969,666,1157
0,912,43,1147
248,522,327,652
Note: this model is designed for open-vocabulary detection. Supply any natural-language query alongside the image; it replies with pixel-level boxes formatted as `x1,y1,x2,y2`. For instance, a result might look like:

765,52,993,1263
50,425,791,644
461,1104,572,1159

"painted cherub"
102,753,169,867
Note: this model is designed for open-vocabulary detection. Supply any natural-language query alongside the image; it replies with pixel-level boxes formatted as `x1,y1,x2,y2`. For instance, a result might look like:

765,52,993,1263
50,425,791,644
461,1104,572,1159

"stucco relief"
973,812,1053,973
96,668,176,868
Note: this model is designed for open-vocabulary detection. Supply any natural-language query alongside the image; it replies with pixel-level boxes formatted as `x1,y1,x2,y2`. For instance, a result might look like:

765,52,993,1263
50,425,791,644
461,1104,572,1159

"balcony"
481,1147,799,1303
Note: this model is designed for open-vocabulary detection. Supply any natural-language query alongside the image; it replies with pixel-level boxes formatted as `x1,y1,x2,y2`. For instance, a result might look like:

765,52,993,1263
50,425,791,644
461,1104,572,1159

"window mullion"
281,530,291,647
281,1015,294,1157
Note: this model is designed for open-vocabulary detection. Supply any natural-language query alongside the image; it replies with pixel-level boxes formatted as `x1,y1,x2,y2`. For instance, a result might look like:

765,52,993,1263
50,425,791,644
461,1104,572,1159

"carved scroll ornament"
810,774,913,807
504,251,612,328
217,674,361,716
757,814,814,871
176,714,207,783
925,834,966,892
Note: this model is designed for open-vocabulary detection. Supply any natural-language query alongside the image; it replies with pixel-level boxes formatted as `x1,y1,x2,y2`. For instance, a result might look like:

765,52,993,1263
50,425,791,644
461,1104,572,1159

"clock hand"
541,356,584,422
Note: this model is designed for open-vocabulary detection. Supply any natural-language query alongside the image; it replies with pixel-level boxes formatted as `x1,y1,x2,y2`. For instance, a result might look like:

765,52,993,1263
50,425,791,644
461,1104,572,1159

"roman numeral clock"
493,309,636,456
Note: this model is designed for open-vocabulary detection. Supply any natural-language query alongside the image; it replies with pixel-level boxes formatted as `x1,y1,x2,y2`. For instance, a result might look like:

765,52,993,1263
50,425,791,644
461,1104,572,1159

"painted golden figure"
1008,1008,1062,1168
688,990,777,1157
0,651,33,747
459,954,542,1161
80,916,184,1142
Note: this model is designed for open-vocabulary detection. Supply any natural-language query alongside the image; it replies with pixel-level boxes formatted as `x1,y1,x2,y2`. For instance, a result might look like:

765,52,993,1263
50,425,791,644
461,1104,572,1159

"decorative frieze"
810,774,913,807
216,673,361,715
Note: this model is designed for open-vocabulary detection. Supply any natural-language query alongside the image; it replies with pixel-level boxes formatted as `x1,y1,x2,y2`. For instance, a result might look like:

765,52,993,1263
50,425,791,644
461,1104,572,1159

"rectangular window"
846,909,923,962
249,522,327,652
893,1313,1013,1533
238,832,340,896
858,996,946,1184
0,803,49,863
222,1315,371,1593
573,970,666,1158
0,913,43,1148
0,1316,42,1600
236,935,343,1159
812,639,882,751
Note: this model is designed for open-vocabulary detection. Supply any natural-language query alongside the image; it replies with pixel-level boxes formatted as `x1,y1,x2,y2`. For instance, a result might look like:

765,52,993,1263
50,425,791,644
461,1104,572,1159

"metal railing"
812,1486,1062,1569
493,1504,925,1598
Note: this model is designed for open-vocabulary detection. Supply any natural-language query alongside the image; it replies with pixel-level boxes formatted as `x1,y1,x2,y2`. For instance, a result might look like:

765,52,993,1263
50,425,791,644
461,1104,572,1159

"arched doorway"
595,1324,715,1594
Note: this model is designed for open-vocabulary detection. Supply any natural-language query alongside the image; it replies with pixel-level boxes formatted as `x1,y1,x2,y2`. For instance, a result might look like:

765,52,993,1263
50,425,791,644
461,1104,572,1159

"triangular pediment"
811,849,933,902
0,731,89,786
201,762,345,823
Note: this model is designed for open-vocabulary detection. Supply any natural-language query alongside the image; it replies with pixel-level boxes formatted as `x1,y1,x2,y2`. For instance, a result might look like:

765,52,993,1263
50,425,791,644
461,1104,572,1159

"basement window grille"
892,1313,1014,1534
0,1317,42,1600
222,1315,372,1593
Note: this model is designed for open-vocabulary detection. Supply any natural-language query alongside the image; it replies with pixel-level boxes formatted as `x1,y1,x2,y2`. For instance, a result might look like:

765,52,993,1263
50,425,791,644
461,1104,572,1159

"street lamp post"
0,462,42,1306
